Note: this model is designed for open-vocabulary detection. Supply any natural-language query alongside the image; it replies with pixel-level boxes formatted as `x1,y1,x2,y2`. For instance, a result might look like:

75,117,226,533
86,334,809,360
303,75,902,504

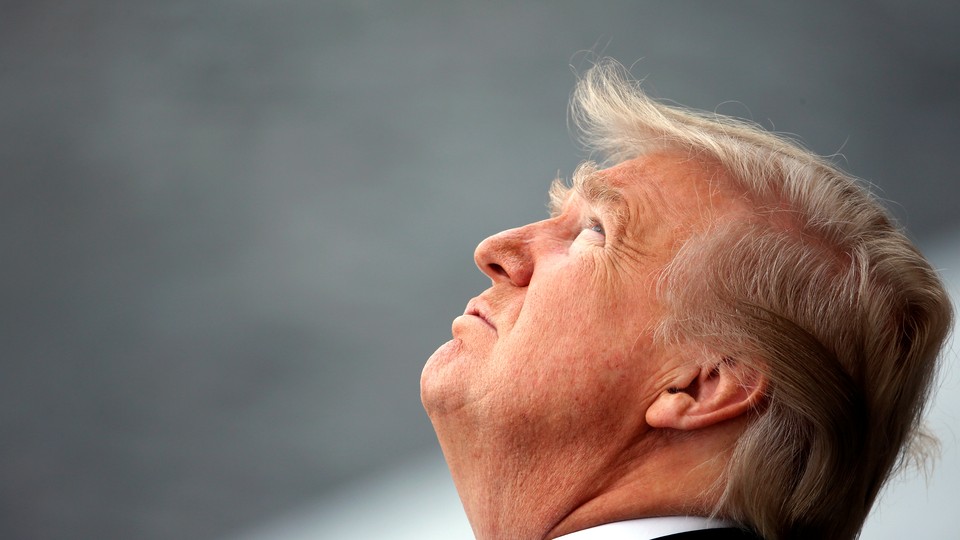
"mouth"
465,299,496,331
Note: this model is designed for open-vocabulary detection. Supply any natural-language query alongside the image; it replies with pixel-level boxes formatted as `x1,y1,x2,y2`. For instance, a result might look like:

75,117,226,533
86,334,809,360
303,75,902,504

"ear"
645,357,767,431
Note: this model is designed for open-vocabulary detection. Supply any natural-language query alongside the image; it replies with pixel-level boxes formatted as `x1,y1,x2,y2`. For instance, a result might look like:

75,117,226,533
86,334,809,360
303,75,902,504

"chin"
420,338,467,416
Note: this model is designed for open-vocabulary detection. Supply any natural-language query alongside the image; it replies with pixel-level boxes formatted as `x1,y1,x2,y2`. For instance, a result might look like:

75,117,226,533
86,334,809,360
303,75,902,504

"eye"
586,219,605,236
575,218,605,246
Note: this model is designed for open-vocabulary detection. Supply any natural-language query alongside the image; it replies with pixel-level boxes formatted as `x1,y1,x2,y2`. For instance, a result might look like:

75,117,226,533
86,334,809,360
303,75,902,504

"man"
420,61,952,540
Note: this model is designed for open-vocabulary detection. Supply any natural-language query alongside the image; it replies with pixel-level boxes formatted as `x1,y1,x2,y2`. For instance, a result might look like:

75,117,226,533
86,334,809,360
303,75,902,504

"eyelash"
586,218,605,236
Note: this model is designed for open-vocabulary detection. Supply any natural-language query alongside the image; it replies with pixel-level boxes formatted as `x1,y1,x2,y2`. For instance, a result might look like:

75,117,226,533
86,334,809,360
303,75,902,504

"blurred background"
2,2,958,539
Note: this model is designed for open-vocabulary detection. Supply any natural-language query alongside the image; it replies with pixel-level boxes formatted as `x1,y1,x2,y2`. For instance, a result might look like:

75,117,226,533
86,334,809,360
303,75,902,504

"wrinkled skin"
421,153,751,539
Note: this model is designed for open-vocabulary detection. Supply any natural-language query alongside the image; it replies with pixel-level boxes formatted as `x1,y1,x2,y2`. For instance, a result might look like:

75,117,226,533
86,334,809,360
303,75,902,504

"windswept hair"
571,60,952,540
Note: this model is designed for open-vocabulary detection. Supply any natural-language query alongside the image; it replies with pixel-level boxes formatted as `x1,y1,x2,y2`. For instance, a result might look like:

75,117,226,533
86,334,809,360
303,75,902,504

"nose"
474,224,537,287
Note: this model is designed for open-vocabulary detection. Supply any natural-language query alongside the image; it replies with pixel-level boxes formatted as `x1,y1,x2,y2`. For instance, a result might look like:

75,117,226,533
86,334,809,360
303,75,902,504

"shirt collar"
554,516,735,540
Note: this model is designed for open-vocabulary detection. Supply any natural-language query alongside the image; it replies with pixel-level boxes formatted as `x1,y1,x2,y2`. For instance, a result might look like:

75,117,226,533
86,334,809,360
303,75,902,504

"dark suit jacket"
657,528,762,539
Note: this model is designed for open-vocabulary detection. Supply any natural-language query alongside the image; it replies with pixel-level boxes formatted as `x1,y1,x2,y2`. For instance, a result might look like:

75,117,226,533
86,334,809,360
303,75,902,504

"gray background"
2,2,958,539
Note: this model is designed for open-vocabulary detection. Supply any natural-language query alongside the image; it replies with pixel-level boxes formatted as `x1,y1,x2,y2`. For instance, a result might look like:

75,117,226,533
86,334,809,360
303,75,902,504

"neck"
439,424,741,540
545,432,732,538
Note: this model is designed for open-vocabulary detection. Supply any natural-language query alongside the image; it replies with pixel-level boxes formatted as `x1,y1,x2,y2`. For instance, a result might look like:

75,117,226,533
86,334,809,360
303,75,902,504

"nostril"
474,230,530,285
488,263,507,278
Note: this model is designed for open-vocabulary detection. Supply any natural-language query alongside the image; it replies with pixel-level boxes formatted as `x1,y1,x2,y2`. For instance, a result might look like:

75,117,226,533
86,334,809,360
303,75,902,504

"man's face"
421,153,742,468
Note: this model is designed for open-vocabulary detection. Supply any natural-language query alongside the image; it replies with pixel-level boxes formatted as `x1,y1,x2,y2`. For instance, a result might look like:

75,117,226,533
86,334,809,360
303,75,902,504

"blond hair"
571,60,953,539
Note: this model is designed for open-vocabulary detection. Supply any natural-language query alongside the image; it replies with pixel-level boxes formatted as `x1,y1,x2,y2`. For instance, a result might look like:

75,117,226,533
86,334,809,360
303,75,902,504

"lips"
464,298,496,331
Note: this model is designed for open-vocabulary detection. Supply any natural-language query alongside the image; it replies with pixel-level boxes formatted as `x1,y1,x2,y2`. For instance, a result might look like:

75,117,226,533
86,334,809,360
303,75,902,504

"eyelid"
586,217,605,235
576,216,606,246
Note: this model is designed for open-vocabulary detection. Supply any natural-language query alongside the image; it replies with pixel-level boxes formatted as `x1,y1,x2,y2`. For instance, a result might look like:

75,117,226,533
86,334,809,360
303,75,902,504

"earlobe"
646,358,766,431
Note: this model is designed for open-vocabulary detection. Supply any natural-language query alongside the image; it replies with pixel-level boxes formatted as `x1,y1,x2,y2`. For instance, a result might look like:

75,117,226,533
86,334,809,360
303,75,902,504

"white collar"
554,516,735,540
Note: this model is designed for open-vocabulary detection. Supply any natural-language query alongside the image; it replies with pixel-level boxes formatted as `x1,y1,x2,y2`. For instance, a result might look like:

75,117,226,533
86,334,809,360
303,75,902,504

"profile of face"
420,152,749,513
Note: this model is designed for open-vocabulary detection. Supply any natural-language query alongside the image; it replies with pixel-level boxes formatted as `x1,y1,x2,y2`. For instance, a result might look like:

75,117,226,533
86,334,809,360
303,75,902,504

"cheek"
495,312,640,399
508,267,642,364
504,347,650,436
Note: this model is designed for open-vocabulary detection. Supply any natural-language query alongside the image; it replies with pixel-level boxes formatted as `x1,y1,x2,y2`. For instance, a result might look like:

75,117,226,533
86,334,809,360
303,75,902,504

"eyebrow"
549,161,630,230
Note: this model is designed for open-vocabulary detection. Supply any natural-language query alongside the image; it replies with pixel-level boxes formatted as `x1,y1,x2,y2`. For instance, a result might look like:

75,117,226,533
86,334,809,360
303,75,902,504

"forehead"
575,152,747,231
605,152,726,201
